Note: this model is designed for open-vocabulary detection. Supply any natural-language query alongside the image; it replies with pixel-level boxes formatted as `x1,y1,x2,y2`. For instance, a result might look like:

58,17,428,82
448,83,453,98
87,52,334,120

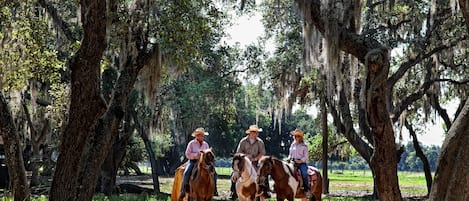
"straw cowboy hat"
290,128,304,137
192,127,209,137
245,125,263,134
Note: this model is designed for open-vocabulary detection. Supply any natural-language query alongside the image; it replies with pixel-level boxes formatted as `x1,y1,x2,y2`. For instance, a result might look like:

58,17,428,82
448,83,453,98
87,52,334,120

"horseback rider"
179,127,216,200
230,125,271,200
288,128,311,198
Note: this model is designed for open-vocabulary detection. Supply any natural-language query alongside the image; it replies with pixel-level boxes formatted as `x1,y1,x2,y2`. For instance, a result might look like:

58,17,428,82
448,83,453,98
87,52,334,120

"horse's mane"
198,148,215,170
261,156,295,177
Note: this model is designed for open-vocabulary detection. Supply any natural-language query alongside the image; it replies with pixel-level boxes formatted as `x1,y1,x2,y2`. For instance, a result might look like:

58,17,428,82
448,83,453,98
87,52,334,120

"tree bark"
134,112,160,194
0,93,30,201
21,97,49,186
100,112,134,195
460,0,469,33
49,0,108,200
405,120,432,195
365,49,402,201
429,97,469,200
320,90,329,194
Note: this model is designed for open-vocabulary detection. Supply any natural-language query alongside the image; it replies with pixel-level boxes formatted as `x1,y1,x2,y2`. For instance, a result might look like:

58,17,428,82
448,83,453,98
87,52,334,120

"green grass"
326,170,427,195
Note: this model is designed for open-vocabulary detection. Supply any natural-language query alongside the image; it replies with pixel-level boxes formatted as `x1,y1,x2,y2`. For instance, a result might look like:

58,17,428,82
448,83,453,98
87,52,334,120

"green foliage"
46,82,70,146
398,142,440,172
150,133,173,158
121,134,147,169
0,0,64,91
156,0,228,68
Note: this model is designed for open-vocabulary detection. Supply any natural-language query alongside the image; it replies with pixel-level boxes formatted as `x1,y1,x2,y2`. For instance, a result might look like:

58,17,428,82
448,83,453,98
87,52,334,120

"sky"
223,13,265,47
224,10,449,147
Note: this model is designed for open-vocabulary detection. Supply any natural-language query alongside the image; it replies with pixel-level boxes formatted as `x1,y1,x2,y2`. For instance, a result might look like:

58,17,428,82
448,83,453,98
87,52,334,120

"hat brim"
245,128,263,134
290,131,304,137
192,132,209,137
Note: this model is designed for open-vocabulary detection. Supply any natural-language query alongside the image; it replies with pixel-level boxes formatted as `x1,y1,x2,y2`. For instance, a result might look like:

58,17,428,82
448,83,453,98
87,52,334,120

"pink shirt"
289,142,309,162
185,139,210,160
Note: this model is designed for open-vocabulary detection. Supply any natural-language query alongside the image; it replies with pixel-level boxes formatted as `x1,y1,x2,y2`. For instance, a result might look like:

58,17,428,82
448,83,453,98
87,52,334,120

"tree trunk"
405,120,433,195
428,5,469,200
365,49,402,201
49,0,108,200
320,90,329,194
100,113,134,195
459,0,469,33
429,98,469,200
21,98,49,186
134,112,160,194
0,93,30,201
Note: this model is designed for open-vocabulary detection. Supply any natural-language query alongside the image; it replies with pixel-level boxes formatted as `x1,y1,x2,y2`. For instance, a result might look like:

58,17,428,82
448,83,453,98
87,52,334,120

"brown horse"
171,148,216,201
257,156,322,201
231,153,264,201
188,148,216,201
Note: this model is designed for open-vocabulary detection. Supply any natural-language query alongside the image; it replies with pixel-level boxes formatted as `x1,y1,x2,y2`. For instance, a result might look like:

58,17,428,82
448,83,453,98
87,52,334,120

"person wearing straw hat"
179,127,211,199
230,125,270,200
288,128,311,198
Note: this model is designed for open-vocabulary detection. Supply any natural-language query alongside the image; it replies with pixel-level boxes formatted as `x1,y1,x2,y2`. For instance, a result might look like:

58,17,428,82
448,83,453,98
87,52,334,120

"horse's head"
230,153,246,182
200,148,215,167
257,156,273,189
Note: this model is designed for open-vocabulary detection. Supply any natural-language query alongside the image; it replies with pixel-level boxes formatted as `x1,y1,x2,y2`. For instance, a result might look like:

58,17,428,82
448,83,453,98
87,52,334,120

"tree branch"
37,0,78,42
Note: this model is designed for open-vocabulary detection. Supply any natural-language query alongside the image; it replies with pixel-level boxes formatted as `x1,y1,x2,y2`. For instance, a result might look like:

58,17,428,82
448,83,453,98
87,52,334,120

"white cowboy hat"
192,127,209,137
245,125,263,134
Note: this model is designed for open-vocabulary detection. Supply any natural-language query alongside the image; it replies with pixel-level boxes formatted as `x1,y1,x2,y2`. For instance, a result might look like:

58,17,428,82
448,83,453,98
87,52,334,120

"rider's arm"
185,141,198,160
253,139,266,161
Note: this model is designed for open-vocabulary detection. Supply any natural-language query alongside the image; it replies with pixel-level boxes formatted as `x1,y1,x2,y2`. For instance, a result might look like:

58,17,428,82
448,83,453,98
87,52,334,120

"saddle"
291,162,318,193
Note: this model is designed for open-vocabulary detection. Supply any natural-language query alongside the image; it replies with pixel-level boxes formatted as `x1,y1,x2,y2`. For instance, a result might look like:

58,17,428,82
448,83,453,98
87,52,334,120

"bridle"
199,150,215,170
258,157,291,186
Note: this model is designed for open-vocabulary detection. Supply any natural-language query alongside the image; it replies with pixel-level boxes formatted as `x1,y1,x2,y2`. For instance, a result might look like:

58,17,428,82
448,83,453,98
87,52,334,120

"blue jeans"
180,160,196,193
298,163,309,190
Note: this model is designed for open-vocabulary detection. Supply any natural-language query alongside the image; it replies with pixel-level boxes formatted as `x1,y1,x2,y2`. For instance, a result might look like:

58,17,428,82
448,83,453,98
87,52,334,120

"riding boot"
305,190,311,198
213,171,218,196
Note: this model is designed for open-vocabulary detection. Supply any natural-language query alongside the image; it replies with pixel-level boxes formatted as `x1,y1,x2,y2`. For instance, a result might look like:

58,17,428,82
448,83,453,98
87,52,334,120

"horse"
257,156,322,201
171,148,216,201
231,153,264,201
188,148,216,201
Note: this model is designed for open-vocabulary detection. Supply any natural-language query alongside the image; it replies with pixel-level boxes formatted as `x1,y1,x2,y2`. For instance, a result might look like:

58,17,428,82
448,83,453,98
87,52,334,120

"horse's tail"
171,163,187,201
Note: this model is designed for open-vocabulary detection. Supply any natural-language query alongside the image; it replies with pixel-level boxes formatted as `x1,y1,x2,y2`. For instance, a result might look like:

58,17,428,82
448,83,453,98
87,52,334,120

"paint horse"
171,148,216,201
231,153,264,201
257,156,322,201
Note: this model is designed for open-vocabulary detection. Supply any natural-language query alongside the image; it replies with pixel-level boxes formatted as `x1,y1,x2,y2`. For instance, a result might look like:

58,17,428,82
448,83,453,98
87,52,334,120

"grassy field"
1,168,429,201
